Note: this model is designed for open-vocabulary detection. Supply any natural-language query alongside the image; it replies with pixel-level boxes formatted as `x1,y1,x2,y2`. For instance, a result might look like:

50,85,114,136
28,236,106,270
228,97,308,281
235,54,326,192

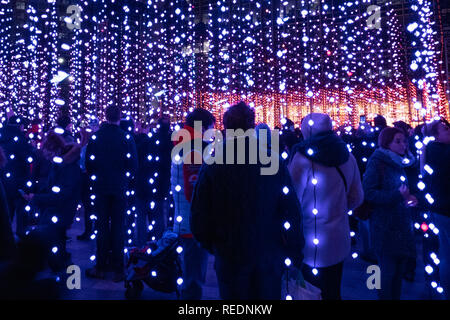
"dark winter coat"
31,148,52,193
424,142,450,217
0,125,34,192
32,144,82,228
363,148,416,258
85,123,138,196
190,135,305,271
153,124,172,201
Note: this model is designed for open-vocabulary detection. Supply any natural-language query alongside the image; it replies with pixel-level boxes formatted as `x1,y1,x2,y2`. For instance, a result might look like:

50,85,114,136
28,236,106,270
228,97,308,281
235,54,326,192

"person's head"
105,105,121,124
41,131,66,160
424,118,450,144
56,115,71,131
300,113,333,140
393,121,412,137
223,102,255,131
185,108,216,132
374,115,387,129
379,127,407,156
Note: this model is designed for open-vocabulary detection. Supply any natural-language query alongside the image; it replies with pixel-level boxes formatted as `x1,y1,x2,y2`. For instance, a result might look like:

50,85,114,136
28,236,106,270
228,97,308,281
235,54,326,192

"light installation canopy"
0,0,448,129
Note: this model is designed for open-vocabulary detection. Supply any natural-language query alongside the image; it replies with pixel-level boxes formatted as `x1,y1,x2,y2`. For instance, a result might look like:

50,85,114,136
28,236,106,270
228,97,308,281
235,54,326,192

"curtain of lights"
0,0,448,128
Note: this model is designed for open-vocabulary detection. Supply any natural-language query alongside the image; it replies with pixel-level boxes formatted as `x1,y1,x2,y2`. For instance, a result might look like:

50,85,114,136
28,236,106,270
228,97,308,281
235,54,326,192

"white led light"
284,258,291,266
53,156,63,164
425,265,433,274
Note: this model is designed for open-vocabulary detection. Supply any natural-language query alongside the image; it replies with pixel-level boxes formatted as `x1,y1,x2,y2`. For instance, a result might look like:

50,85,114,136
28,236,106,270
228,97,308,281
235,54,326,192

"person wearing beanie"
363,127,418,299
288,113,364,300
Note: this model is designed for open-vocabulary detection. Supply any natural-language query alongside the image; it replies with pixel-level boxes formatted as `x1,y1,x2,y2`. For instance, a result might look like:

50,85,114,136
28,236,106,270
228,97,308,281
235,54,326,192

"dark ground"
15,211,437,300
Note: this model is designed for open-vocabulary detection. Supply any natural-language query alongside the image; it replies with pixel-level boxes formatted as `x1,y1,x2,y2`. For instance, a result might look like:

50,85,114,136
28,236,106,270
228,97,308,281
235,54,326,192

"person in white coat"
288,113,363,300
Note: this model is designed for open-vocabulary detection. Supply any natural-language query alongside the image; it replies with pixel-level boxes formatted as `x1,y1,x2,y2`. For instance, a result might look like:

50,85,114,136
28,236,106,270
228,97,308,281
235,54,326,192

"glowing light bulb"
284,258,292,266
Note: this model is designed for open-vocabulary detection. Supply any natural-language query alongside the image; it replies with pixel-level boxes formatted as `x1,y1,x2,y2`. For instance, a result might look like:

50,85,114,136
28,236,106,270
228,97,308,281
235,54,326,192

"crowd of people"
0,103,448,300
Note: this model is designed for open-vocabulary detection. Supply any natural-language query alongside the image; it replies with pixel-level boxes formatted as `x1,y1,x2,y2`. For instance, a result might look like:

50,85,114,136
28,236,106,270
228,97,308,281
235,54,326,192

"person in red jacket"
171,108,216,299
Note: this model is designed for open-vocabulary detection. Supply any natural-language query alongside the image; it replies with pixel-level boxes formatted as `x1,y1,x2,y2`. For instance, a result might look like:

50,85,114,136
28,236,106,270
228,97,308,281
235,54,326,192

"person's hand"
399,184,410,200
405,194,418,207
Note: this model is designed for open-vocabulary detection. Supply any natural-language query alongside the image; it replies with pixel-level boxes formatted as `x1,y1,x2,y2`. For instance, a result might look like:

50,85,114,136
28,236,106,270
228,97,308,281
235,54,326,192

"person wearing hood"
288,113,364,300
171,108,215,300
363,127,418,300
22,131,82,272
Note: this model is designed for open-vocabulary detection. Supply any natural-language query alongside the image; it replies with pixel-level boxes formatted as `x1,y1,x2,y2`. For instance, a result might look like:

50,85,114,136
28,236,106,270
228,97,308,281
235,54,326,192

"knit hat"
301,113,333,140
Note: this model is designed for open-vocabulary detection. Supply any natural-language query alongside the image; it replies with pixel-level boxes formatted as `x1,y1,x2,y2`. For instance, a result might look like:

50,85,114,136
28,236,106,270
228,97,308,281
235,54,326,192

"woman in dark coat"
363,127,418,300
23,132,82,272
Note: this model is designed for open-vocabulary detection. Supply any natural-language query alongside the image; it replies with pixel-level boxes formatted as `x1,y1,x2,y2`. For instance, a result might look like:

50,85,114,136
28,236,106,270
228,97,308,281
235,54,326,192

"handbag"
281,269,322,300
